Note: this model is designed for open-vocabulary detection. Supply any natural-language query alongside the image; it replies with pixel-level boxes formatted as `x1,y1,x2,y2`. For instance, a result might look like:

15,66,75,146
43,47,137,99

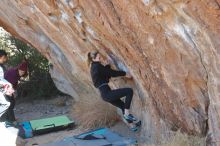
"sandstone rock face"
0,0,220,145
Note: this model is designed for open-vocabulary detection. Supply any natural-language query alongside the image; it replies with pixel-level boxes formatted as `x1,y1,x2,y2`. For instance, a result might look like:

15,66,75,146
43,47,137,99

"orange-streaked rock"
0,0,220,145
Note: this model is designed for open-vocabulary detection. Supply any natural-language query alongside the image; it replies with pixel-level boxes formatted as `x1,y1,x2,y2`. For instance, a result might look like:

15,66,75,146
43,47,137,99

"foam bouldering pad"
30,115,74,135
39,128,137,146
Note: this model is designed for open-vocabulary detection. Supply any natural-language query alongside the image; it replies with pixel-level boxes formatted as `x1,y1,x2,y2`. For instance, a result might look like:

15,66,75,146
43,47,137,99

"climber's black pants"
99,85,133,114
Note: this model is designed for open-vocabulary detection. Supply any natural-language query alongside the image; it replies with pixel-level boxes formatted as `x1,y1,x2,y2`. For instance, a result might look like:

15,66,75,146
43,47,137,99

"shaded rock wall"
0,0,220,145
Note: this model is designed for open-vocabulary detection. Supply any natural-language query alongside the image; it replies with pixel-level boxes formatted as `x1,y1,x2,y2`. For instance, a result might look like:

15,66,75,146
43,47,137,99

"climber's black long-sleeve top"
90,61,126,88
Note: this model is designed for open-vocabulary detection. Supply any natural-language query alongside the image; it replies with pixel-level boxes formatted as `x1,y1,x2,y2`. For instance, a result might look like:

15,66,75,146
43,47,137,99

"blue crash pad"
39,128,137,146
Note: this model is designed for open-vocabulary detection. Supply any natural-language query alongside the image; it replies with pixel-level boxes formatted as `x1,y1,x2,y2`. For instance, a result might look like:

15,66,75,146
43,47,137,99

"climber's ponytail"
87,52,92,66
87,50,99,66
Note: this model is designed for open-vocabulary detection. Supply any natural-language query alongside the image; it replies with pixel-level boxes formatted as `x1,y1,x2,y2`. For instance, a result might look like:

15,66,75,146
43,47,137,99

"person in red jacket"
3,60,28,123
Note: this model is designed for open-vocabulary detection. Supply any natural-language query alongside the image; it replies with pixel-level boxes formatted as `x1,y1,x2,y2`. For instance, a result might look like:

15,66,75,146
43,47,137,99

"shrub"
142,131,205,146
72,97,120,129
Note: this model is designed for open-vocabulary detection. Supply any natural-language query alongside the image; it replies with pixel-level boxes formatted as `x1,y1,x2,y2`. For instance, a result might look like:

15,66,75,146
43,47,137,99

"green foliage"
0,28,62,99
8,36,49,74
0,28,12,52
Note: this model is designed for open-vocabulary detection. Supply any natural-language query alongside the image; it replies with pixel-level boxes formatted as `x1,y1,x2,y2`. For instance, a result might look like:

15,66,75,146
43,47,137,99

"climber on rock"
87,50,138,130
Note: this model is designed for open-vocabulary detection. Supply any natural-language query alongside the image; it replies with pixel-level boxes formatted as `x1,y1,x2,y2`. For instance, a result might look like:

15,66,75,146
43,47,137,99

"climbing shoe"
123,116,133,124
130,125,138,132
123,114,137,122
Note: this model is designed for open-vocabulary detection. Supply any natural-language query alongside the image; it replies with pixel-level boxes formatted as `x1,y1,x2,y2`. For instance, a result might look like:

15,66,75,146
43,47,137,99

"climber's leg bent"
100,87,136,122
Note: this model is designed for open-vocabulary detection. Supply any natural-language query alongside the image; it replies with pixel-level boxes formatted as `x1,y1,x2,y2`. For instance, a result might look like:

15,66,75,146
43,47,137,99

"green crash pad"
30,115,74,135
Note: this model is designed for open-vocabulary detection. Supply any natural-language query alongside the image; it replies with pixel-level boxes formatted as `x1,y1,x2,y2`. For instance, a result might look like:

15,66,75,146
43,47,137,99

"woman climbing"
87,50,138,129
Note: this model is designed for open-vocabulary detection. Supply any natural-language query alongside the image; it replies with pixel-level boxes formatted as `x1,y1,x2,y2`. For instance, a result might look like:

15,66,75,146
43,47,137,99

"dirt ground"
15,96,139,146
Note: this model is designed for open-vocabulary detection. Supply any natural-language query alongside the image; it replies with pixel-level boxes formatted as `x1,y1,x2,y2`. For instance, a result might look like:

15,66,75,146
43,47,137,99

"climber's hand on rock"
125,72,132,79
